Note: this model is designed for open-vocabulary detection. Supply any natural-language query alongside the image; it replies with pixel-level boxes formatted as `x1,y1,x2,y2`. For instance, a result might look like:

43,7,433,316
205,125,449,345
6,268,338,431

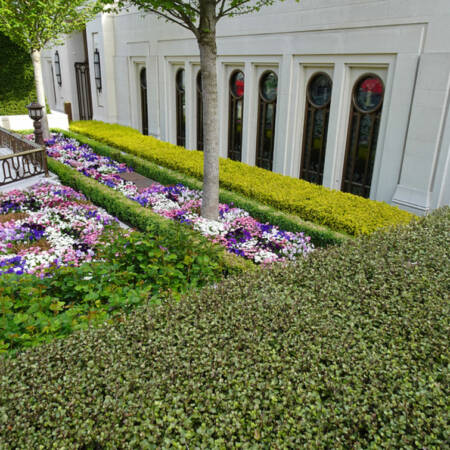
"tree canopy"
106,0,278,36
0,0,101,52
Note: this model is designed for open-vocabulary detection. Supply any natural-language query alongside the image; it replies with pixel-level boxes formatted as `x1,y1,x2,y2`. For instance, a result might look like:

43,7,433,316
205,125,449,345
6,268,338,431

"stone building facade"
41,0,450,214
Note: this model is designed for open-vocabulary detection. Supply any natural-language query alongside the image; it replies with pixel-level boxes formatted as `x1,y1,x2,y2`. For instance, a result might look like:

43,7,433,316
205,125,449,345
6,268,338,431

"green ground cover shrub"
70,120,413,236
63,130,348,247
1,207,447,447
0,209,226,354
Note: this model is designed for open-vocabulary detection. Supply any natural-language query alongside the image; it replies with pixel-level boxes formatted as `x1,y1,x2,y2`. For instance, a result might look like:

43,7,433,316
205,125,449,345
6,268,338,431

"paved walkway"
0,171,58,193
119,171,156,190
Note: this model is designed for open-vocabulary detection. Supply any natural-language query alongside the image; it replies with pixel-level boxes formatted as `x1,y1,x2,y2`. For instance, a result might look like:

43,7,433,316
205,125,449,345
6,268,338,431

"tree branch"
219,0,253,18
144,7,197,34
172,6,198,34
172,0,200,15
218,0,227,17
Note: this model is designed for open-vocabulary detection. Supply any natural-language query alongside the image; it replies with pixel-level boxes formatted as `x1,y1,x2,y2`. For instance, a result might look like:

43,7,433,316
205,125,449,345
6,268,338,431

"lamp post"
26,102,45,145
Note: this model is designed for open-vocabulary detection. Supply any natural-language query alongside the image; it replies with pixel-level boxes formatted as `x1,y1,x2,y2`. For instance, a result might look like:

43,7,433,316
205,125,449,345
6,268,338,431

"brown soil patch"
0,212,29,223
76,200,92,206
12,238,51,253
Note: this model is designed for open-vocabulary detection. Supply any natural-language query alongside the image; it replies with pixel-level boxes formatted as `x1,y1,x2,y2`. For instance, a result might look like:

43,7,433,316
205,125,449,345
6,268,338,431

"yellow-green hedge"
70,120,413,236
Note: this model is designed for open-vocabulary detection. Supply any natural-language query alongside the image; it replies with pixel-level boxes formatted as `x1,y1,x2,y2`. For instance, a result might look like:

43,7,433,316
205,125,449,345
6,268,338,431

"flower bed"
43,134,314,263
0,181,120,277
64,130,347,248
1,181,228,352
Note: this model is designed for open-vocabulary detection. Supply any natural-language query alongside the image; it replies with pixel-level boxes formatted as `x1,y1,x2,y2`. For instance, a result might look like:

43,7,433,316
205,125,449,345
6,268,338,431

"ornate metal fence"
0,127,48,187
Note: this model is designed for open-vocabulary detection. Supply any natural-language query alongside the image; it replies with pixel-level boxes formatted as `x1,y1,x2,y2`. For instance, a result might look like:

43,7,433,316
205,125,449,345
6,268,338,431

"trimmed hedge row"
63,130,348,247
70,120,413,236
47,157,253,276
0,207,447,447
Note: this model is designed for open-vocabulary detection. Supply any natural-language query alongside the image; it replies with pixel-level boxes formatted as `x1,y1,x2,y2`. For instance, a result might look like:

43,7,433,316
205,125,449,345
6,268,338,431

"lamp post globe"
26,102,45,145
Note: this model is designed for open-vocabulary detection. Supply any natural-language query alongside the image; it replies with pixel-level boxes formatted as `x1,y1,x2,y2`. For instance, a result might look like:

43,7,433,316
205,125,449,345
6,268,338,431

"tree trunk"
198,1,219,220
31,49,50,140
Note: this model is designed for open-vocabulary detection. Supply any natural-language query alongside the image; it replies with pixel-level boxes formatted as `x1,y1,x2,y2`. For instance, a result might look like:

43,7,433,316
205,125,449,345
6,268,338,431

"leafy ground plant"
0,207,447,447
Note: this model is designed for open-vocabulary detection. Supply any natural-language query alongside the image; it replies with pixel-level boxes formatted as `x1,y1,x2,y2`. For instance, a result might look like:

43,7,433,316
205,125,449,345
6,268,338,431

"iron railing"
0,127,48,187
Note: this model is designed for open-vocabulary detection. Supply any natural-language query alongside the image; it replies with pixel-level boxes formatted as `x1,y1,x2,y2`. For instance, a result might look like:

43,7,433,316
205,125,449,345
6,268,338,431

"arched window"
342,74,385,197
140,67,149,135
300,73,332,184
256,71,277,170
176,68,186,146
228,70,245,161
196,71,203,150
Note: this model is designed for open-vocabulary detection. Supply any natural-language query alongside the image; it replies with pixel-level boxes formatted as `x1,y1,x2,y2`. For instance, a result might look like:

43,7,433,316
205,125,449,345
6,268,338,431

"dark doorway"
175,68,186,147
196,71,203,150
140,67,149,135
75,62,93,120
228,70,244,161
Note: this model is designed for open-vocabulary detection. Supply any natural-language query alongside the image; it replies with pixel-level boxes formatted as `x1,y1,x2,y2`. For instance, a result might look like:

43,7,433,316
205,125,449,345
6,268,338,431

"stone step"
0,173,59,193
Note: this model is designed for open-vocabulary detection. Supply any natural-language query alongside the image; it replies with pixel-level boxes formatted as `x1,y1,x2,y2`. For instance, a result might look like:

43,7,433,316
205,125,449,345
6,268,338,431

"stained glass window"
256,71,277,170
342,74,385,197
228,70,245,161
300,73,332,184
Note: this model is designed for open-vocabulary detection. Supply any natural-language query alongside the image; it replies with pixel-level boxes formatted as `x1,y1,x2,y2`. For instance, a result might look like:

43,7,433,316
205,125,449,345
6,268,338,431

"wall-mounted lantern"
54,51,62,86
93,48,102,92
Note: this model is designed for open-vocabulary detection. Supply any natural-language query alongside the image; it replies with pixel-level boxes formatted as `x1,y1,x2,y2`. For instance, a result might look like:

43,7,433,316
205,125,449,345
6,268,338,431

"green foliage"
0,33,36,116
0,0,101,51
70,120,414,236
0,207,448,447
63,129,349,247
0,263,144,353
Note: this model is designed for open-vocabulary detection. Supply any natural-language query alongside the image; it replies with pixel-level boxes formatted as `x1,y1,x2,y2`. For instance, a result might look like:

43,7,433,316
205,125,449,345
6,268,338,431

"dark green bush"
0,33,36,116
1,208,448,447
63,130,349,247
